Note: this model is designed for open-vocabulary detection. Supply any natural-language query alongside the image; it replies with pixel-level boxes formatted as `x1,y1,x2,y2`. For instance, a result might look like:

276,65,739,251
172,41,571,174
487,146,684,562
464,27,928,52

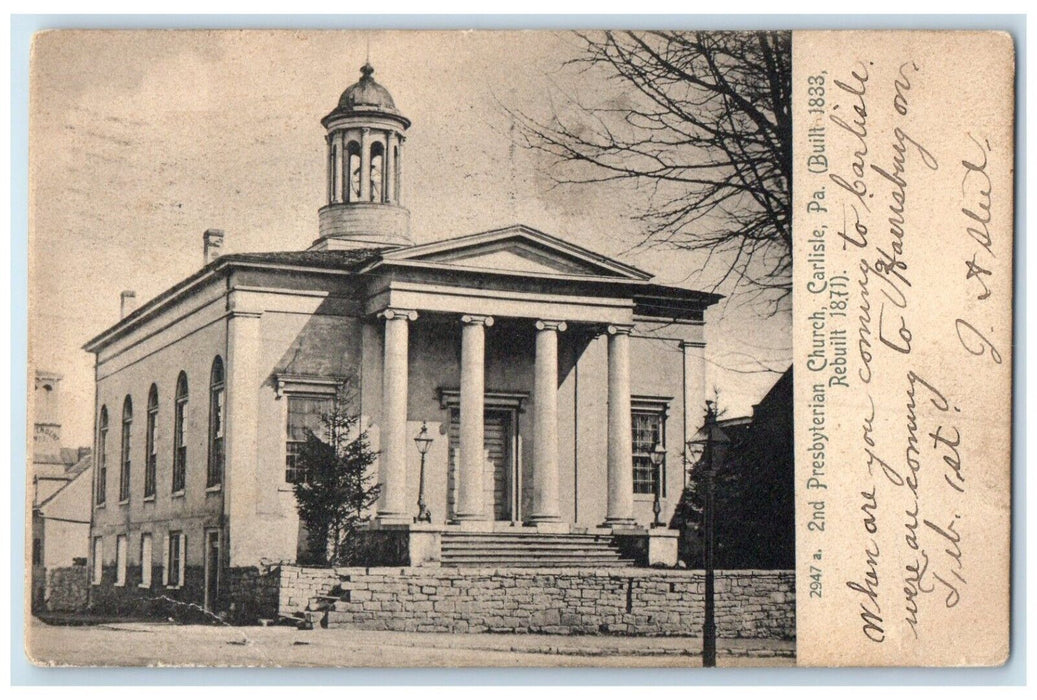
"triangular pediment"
375,225,652,281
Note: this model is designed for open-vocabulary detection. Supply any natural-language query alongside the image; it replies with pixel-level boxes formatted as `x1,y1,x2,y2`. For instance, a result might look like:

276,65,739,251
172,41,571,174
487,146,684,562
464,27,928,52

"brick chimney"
120,291,137,319
204,229,225,265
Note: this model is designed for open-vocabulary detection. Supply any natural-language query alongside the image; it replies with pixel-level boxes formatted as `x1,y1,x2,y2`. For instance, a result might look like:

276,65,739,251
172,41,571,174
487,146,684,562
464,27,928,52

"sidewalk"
27,617,794,668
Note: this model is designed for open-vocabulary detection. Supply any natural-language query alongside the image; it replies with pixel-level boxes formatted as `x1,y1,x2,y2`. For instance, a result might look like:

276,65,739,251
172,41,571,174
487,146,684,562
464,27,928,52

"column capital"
535,319,568,332
361,126,371,135
461,314,494,327
378,308,418,322
228,310,263,320
607,324,634,336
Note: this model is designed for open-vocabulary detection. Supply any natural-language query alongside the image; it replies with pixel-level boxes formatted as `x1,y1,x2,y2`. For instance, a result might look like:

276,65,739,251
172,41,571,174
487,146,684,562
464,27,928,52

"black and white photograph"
25,29,795,668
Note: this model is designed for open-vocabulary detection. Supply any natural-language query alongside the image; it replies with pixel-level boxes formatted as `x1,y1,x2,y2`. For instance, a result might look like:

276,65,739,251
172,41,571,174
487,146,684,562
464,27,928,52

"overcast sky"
29,30,791,446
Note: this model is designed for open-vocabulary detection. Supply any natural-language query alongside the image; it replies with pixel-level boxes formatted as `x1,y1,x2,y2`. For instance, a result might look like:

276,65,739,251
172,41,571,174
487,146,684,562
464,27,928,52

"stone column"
360,128,372,202
681,339,707,488
454,314,493,522
528,319,566,524
605,324,635,526
385,132,396,204
378,308,417,524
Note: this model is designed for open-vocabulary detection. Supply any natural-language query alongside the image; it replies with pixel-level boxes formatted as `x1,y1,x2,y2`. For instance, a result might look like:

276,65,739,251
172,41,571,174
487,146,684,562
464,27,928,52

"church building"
84,64,719,613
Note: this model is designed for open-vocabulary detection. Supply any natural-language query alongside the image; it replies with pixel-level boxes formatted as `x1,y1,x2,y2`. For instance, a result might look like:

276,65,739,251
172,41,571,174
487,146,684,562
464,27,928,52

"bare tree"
512,31,791,312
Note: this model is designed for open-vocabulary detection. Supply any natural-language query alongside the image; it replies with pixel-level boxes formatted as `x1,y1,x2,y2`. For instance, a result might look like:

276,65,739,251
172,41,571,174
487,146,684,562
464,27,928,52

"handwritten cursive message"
793,31,1012,667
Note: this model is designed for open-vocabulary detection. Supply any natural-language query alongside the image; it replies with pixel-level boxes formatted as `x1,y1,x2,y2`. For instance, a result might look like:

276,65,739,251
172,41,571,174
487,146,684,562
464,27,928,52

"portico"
354,226,715,553
369,305,639,528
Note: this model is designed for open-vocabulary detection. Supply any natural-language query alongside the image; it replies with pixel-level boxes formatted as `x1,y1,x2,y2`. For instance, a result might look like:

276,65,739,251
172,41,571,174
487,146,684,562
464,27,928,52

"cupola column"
385,131,396,204
395,136,404,204
334,131,346,204
360,128,372,202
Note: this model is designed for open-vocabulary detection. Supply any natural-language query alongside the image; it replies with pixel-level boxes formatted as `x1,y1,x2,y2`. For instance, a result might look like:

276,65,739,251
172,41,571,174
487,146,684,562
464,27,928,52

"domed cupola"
312,63,411,250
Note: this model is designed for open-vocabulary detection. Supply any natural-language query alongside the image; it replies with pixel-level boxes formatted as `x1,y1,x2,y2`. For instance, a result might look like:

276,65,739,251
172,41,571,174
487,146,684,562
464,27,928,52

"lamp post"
685,401,730,668
650,442,666,527
413,421,433,523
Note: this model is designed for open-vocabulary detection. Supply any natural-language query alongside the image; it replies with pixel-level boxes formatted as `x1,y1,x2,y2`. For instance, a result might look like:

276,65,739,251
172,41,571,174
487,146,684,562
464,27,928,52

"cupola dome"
337,63,399,114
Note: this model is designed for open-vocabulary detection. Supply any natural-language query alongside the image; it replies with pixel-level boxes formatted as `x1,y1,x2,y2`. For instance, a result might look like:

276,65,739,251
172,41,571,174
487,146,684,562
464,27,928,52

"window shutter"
179,534,187,587
140,534,152,587
161,533,169,586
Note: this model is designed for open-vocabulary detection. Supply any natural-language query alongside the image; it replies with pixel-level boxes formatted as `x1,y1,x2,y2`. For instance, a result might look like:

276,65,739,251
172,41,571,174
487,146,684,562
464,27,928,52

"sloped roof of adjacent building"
37,453,93,523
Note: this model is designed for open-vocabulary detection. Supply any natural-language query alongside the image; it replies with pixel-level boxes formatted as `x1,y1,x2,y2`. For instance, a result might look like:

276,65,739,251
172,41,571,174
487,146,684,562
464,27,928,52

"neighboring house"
83,64,720,614
675,367,794,569
29,371,92,611
31,452,93,611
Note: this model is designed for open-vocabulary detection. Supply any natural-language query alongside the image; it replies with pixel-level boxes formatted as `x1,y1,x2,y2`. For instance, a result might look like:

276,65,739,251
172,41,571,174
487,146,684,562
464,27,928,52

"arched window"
96,406,108,505
145,385,158,498
373,141,389,202
369,141,385,202
172,372,188,493
207,357,225,487
347,141,362,202
119,396,132,502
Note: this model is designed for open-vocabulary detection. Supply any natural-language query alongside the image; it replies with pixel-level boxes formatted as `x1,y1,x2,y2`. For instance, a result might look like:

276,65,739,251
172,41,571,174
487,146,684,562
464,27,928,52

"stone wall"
224,566,282,622
279,566,795,639
42,565,89,612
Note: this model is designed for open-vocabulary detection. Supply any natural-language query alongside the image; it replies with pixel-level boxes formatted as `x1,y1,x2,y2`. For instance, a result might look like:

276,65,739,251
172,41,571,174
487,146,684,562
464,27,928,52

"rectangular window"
91,537,103,584
140,533,153,588
115,535,128,586
167,531,185,588
32,538,41,566
285,395,332,483
632,410,666,496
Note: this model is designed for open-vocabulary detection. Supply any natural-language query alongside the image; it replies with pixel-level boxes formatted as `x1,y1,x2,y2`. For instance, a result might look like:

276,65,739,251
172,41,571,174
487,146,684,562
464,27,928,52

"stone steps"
440,559,635,568
440,531,632,568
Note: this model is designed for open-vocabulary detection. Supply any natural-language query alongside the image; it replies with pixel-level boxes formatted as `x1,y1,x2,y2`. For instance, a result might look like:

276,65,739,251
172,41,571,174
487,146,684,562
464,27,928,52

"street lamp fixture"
650,442,667,527
413,421,434,523
685,400,731,668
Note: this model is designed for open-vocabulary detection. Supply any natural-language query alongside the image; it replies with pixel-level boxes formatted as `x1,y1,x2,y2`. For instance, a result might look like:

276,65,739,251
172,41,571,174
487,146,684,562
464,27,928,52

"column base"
450,516,492,532
601,518,637,529
374,513,413,526
532,521,570,534
525,515,567,533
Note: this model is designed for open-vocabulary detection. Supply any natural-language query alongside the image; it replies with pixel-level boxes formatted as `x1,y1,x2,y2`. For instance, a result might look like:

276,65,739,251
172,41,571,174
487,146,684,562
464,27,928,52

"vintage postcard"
23,28,1013,669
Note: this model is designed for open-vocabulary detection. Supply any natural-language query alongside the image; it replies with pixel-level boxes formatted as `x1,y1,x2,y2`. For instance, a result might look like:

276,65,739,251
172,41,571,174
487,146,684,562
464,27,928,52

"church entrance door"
448,408,518,522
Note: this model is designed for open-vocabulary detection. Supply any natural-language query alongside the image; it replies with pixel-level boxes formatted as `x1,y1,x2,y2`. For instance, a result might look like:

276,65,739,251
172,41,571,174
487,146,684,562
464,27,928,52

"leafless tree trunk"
511,30,791,313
